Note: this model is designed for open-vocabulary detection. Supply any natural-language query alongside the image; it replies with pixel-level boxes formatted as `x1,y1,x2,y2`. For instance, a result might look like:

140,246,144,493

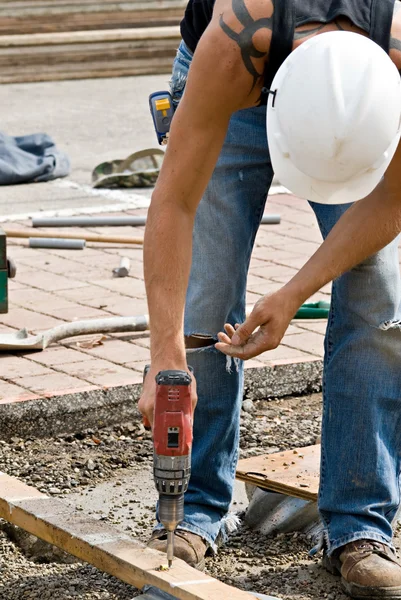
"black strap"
370,0,395,53
262,0,296,97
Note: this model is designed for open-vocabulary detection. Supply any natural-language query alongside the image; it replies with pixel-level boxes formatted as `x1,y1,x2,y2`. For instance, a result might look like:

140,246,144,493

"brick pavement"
0,193,360,404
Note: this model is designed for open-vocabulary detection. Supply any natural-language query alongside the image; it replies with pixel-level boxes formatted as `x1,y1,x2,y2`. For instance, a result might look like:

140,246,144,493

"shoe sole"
341,580,401,599
322,555,401,599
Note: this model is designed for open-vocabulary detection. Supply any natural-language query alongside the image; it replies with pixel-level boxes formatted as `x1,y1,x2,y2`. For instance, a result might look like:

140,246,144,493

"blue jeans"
167,41,401,555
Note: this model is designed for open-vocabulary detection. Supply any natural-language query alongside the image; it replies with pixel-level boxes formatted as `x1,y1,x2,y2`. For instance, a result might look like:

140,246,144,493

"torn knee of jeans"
185,334,215,349
379,319,401,331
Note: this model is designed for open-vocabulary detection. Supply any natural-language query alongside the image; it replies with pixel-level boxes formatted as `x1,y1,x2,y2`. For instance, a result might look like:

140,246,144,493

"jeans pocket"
170,41,193,107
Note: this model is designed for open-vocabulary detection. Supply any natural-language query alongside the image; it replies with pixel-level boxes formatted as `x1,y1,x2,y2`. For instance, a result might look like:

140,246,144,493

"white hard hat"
267,31,401,204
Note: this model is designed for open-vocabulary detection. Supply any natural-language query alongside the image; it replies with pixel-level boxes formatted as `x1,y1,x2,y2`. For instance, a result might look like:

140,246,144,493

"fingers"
231,312,261,346
216,328,276,360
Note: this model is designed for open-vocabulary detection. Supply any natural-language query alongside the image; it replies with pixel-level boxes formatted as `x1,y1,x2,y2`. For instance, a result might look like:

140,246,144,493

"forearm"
283,181,401,305
144,102,229,368
144,200,194,369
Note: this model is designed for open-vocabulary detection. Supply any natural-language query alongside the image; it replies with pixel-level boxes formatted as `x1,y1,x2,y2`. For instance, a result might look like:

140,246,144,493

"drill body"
153,370,193,566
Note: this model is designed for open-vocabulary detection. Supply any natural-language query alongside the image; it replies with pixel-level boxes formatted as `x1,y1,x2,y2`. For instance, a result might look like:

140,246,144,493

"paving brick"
132,335,150,349
77,339,150,364
0,355,53,379
91,277,145,298
246,281,282,295
16,271,88,292
102,297,148,317
243,359,265,369
295,321,328,335
57,358,139,386
272,240,320,256
11,288,73,310
46,306,112,321
125,359,150,373
28,346,91,366
282,331,325,357
11,372,94,396
250,264,298,279
0,380,40,403
0,308,65,332
60,286,119,304
257,344,316,364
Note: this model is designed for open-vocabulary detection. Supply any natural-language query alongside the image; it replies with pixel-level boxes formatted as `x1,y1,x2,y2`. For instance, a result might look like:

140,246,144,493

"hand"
215,291,299,360
138,365,198,429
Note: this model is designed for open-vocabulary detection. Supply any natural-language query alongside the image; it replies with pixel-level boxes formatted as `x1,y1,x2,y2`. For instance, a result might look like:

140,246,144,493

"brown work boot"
147,529,208,570
323,540,401,598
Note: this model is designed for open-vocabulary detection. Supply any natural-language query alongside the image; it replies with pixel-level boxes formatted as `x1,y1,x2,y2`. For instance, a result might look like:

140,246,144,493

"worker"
139,0,401,597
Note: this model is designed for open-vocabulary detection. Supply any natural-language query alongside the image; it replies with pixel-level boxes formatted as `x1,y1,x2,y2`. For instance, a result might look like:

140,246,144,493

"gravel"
0,393,399,599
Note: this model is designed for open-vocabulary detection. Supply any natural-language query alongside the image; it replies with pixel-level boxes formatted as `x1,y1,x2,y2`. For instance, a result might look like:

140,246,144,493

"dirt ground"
0,393,399,600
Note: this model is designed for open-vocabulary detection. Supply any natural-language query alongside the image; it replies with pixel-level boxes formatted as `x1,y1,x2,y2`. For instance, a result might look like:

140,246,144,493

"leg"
181,105,273,548
311,201,401,554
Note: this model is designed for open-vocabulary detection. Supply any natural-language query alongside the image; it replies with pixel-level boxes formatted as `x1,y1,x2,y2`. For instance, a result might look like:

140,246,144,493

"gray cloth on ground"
0,132,70,185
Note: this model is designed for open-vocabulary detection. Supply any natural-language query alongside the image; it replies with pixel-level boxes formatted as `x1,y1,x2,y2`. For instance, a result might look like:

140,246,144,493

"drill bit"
167,531,174,568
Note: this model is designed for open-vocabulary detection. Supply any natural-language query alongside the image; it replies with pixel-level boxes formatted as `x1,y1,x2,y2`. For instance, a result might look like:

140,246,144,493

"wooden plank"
0,472,258,600
0,13,183,36
0,26,180,81
0,26,181,47
236,445,320,502
0,62,173,84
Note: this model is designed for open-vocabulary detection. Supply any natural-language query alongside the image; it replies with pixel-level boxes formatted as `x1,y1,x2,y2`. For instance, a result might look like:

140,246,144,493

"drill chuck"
158,494,185,533
154,454,191,496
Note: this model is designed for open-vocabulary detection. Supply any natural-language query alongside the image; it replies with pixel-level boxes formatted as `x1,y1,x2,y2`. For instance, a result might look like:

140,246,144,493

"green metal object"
294,300,330,319
0,228,8,314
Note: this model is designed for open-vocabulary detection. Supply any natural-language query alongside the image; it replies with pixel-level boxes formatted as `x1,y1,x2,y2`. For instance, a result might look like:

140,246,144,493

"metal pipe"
29,238,85,250
112,257,130,277
32,215,147,227
32,214,280,227
260,214,281,225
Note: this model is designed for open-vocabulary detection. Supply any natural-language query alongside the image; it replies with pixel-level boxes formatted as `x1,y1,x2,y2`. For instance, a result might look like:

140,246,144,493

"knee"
185,335,215,349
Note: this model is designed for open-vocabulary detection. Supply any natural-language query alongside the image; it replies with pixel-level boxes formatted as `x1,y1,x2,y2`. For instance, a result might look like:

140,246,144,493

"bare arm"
140,0,272,423
216,143,401,359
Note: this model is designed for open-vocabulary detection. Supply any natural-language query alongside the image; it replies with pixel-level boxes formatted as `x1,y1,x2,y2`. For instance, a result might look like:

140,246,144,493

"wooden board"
236,445,320,502
0,27,181,83
0,26,181,46
0,472,259,600
0,2,186,35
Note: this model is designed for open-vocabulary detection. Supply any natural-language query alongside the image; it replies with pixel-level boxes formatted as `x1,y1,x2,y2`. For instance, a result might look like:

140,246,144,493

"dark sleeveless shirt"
181,0,395,97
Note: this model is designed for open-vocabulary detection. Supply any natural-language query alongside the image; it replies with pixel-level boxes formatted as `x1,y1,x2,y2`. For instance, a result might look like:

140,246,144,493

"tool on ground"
293,300,330,319
0,300,329,353
92,149,164,189
149,91,175,145
29,237,85,250
32,215,148,227
0,227,16,314
3,228,143,246
0,315,149,352
146,368,194,568
113,256,131,278
32,214,280,227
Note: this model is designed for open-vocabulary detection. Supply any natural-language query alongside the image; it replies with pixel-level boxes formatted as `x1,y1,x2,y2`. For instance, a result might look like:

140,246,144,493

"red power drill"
145,369,193,567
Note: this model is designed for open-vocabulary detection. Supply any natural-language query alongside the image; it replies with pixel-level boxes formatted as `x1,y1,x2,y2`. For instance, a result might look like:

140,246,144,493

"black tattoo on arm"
219,0,273,90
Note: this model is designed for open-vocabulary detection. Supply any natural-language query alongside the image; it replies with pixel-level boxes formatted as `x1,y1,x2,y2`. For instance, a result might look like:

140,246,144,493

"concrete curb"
0,359,323,441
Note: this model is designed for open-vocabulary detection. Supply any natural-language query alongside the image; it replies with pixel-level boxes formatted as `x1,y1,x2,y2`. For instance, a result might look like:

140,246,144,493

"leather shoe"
147,529,208,570
323,539,401,598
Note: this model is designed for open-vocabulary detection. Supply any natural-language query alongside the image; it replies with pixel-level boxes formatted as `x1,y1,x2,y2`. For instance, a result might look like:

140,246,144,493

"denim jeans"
166,41,401,555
